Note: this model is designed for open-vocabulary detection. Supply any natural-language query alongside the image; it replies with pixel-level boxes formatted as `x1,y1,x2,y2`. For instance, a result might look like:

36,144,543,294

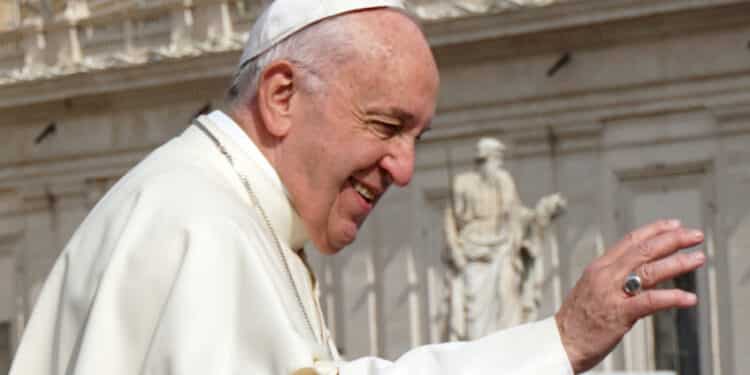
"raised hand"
554,219,706,373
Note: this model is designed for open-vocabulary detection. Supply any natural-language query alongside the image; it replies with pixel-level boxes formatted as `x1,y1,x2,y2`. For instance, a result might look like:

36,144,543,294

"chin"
309,217,360,254
319,231,357,255
317,246,343,255
314,239,347,255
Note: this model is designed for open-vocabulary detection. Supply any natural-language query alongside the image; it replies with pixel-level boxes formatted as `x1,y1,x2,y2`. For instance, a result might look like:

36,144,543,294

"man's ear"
257,60,296,137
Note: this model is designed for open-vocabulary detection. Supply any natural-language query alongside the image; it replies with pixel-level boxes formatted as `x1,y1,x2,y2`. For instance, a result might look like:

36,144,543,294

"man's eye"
371,121,401,138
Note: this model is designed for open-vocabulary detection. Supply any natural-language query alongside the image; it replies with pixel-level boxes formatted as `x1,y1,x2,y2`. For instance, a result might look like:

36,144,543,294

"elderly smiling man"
10,1,706,375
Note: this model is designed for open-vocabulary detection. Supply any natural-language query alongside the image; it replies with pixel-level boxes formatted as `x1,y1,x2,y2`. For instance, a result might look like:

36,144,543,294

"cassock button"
292,368,319,375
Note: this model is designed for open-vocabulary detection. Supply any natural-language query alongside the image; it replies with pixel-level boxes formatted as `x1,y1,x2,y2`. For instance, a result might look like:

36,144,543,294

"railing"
0,0,564,85
0,0,261,85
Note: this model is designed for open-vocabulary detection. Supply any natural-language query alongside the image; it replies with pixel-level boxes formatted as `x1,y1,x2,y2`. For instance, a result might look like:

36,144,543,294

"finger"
607,219,681,261
617,228,704,271
624,289,697,322
637,251,706,289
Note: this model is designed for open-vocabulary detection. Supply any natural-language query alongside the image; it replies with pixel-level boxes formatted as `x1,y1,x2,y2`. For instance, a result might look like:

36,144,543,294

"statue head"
475,137,505,171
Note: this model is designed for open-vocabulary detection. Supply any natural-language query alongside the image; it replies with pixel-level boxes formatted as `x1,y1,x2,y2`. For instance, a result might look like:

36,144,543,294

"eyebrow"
366,107,415,124
365,106,432,139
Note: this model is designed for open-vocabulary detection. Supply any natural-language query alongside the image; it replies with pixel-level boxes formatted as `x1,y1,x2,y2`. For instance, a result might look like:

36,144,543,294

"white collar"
207,110,288,197
199,110,309,251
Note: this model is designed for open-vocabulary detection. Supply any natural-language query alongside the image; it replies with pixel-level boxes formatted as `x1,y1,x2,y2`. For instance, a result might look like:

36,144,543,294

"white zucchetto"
239,0,406,67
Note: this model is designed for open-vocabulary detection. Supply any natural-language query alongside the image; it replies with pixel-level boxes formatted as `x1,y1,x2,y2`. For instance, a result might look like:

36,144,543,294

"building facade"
0,0,749,374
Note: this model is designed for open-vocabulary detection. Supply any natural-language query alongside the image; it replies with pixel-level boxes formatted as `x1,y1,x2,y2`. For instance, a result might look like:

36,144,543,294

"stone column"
0,1,21,31
9,231,27,356
59,0,89,68
20,18,46,76
0,190,26,356
169,0,197,55
192,0,234,46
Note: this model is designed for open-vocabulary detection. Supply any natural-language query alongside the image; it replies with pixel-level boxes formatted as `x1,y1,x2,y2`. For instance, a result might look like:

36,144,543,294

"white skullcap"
476,137,506,159
239,0,406,67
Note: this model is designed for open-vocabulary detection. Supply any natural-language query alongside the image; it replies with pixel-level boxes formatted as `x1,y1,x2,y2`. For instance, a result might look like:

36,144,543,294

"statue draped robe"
444,169,534,340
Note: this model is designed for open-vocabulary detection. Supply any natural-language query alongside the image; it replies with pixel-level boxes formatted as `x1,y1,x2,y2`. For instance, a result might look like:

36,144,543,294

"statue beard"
480,164,505,187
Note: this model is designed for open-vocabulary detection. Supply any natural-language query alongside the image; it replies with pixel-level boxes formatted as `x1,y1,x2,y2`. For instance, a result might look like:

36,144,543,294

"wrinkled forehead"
344,10,438,88
300,9,439,126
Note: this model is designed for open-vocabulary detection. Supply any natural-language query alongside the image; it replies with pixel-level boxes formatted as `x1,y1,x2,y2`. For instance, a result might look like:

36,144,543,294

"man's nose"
380,140,415,187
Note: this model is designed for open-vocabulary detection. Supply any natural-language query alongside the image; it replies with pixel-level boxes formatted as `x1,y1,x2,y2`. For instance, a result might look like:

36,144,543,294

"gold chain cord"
196,122,328,355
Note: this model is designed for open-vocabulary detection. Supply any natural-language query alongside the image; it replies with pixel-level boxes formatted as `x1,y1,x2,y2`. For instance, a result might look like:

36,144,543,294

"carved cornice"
0,0,249,86
480,121,603,159
425,0,749,48
2,0,747,87
0,50,238,109
0,148,143,188
2,0,749,113
0,31,244,87
0,0,571,88
712,102,750,136
505,127,552,157
552,121,603,154
426,69,750,142
410,0,562,21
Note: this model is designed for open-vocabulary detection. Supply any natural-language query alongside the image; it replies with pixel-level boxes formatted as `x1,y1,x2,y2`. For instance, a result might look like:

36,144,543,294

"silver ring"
623,272,642,296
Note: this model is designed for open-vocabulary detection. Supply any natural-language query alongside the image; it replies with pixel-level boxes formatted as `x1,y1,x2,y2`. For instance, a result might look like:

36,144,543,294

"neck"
228,105,282,171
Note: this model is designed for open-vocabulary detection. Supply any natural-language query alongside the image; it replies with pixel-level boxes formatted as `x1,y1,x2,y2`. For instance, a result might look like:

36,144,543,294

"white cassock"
10,111,573,375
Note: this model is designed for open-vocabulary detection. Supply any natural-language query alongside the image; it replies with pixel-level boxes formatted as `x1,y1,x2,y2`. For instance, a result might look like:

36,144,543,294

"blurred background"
1,1,749,374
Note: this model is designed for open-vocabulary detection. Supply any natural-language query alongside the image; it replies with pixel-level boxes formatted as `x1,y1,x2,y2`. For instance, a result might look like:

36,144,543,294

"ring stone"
623,272,642,296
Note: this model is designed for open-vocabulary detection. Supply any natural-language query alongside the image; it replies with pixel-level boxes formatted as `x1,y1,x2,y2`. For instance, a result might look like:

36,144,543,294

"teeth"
353,181,375,201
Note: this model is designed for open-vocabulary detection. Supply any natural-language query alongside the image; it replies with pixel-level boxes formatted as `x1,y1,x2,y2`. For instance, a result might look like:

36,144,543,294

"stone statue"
442,137,565,341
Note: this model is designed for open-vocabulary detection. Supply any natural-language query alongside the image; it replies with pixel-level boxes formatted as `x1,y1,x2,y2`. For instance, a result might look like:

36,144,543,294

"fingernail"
690,230,704,240
692,251,706,262
668,219,681,228
686,293,698,305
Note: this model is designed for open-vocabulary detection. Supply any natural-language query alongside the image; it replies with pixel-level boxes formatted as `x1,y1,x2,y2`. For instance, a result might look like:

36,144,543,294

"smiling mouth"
351,178,376,203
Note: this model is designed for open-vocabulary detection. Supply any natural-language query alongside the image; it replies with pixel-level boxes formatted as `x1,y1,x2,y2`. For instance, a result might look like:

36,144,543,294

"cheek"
308,140,348,186
295,136,352,218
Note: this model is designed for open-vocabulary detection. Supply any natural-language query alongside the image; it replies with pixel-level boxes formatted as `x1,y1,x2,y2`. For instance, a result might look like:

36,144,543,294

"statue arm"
498,169,565,229
495,171,535,246
498,170,531,215
444,178,468,271
443,205,466,271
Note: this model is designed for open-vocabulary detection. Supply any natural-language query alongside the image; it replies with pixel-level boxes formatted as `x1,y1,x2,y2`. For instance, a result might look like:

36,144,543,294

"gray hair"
226,14,355,108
